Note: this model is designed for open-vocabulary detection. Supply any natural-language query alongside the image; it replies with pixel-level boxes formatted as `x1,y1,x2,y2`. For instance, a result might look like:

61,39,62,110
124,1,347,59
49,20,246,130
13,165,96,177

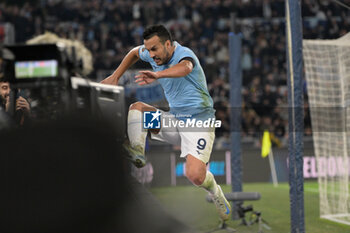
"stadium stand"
1,0,349,148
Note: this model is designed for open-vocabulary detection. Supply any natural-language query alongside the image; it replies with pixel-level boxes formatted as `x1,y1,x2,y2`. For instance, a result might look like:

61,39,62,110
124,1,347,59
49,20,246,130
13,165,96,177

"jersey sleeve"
176,49,197,67
179,57,196,68
138,45,152,62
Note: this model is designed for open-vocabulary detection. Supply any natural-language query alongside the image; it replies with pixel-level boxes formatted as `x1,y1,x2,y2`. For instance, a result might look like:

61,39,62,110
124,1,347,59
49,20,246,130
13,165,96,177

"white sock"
127,109,147,154
199,170,218,195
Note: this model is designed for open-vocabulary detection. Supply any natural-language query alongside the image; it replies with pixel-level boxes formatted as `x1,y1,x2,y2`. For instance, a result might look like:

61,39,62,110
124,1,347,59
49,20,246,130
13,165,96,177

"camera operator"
0,74,31,126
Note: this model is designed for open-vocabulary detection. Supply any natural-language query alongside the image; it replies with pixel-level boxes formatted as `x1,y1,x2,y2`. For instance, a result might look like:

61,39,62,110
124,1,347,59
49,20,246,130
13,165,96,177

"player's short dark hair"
143,25,173,44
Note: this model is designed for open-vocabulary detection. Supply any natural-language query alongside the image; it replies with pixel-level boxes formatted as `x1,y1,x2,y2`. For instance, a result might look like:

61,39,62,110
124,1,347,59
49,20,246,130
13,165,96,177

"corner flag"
261,130,271,158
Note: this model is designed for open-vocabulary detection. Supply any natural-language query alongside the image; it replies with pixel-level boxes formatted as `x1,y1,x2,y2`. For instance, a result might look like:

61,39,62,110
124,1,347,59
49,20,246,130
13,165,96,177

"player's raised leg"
185,155,231,221
124,101,159,168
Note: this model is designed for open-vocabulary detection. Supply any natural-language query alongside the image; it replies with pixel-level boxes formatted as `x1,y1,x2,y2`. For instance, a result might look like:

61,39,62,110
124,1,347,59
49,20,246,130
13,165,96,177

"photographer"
0,75,31,126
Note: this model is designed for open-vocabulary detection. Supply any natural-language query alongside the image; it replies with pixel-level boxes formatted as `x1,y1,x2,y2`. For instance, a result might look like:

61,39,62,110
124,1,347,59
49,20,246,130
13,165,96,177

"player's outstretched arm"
101,46,140,85
134,60,193,86
157,60,193,78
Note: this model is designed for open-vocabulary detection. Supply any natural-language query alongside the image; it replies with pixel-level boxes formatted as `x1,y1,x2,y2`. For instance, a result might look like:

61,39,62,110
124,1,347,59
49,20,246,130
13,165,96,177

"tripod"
206,219,236,233
206,192,270,233
236,202,271,233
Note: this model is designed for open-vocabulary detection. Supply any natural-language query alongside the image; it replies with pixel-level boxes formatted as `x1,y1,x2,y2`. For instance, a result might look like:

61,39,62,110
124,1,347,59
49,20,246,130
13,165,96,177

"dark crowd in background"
1,0,349,149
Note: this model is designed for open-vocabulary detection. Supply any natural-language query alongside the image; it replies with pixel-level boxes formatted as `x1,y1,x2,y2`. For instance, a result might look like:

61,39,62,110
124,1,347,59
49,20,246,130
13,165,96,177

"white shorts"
150,111,215,164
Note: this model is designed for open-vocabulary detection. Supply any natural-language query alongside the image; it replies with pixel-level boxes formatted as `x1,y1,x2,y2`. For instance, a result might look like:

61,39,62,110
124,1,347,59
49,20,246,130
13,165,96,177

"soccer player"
101,25,231,221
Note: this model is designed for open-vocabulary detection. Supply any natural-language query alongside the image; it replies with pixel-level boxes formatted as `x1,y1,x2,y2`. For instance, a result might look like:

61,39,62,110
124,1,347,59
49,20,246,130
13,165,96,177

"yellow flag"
261,130,271,158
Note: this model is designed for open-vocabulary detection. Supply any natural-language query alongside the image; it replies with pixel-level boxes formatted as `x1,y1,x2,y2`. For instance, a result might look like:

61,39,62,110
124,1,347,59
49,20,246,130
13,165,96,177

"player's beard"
154,45,171,65
162,47,171,65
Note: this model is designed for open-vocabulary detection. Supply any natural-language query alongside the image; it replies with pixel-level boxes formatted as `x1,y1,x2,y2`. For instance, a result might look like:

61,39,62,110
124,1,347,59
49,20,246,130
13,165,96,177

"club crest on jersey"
143,110,161,129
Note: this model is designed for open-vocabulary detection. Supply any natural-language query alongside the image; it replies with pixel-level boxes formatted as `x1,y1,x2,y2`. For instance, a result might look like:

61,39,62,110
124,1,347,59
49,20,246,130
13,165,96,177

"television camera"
0,44,125,138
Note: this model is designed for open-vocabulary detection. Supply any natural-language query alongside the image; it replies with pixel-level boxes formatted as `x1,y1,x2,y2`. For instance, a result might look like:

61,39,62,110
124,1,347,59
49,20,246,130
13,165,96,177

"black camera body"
2,44,74,88
0,44,78,122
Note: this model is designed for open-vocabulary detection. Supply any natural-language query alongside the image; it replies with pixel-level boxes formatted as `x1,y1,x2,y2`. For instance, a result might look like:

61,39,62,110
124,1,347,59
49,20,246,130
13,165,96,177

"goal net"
303,33,350,225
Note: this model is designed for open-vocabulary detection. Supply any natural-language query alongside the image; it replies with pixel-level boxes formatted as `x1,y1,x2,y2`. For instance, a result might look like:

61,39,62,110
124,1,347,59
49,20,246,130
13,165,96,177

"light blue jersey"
138,41,215,120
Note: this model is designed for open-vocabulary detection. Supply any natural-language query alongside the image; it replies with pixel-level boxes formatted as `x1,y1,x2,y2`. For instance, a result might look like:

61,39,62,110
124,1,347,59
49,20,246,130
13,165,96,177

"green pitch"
151,182,350,233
